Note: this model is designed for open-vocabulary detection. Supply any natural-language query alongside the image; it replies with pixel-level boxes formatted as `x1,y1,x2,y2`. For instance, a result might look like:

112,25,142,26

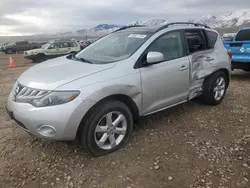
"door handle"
179,65,188,71
204,57,214,62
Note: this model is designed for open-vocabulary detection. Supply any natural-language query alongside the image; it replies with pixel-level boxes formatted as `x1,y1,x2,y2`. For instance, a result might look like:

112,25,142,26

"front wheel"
34,54,46,63
6,48,13,54
201,71,228,105
79,100,133,156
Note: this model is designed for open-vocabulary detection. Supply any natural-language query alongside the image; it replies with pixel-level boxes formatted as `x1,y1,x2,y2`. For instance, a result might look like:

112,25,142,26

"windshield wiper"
79,58,94,64
74,56,94,64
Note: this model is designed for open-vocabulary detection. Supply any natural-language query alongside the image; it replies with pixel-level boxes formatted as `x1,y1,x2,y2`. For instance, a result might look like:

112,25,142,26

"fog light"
37,125,56,137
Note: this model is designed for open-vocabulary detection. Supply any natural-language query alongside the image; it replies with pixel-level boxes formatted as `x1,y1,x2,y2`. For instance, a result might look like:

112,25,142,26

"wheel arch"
76,94,140,138
214,68,230,88
5,48,14,54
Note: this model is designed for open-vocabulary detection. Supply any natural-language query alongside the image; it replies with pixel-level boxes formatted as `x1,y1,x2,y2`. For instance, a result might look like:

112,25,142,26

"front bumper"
6,92,92,140
24,53,36,60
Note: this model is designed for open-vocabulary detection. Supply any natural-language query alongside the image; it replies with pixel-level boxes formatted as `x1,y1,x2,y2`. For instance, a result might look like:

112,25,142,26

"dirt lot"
0,53,250,188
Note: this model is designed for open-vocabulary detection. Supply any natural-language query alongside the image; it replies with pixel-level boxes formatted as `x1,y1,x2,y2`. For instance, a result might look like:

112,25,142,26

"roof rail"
157,22,211,31
112,25,146,33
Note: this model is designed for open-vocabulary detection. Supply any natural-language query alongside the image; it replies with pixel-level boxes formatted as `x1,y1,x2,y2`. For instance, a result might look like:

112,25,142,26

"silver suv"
7,22,231,156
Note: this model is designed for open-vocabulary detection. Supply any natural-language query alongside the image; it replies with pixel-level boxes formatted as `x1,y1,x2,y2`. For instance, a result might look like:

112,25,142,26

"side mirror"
146,52,164,64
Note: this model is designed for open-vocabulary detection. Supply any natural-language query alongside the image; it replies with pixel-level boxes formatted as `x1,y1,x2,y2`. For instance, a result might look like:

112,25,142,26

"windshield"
41,42,52,49
235,30,250,41
75,31,151,64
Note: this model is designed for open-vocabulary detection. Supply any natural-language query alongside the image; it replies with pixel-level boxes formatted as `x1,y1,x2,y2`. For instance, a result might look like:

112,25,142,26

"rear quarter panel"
189,34,231,99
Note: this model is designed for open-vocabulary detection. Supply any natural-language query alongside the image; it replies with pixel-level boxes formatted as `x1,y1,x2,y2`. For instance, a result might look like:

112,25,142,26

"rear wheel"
79,100,133,156
201,71,228,105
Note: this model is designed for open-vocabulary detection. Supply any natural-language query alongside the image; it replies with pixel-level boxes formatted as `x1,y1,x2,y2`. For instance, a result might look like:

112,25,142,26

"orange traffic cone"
9,57,15,68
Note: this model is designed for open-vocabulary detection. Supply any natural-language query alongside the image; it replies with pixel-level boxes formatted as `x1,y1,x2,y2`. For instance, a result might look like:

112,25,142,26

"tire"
35,53,46,63
201,71,228,105
79,100,133,156
6,48,13,54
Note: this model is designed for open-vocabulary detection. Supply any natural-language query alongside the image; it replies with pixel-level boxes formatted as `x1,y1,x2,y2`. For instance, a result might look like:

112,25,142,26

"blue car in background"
224,28,250,71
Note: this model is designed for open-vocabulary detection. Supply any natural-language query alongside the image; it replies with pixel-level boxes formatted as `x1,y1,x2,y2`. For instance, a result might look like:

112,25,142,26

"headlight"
30,91,80,107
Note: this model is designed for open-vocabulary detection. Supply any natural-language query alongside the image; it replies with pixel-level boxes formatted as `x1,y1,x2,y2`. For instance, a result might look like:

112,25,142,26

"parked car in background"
0,43,9,52
24,40,81,62
79,41,92,50
7,22,231,156
223,36,234,42
222,33,236,42
224,28,250,71
2,41,40,54
37,41,48,46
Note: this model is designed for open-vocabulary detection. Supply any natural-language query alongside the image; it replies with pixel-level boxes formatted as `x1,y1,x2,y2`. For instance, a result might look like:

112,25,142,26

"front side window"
147,31,184,61
49,43,59,49
75,31,151,64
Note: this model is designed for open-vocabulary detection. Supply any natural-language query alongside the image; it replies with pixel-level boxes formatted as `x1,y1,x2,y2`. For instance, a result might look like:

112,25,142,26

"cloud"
0,0,249,36
183,0,250,14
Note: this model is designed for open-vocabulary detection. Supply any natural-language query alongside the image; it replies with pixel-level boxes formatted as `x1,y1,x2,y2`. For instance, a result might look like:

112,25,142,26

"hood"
18,56,115,90
26,48,44,54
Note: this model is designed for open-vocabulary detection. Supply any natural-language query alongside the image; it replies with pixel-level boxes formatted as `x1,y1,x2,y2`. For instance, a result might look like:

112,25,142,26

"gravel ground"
0,53,250,188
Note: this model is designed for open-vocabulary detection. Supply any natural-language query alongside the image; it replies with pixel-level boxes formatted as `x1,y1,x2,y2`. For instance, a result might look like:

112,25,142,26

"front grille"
13,83,49,101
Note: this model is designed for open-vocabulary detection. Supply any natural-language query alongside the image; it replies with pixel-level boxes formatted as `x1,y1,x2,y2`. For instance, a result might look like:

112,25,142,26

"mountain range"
83,9,250,34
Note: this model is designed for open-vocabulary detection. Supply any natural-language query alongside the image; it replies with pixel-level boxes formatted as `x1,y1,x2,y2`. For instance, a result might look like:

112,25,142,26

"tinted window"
235,30,250,41
148,31,184,61
16,41,28,45
185,30,206,53
206,31,218,49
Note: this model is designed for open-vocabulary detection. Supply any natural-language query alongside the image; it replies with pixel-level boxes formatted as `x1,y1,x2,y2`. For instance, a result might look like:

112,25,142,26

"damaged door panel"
188,50,218,99
184,29,221,100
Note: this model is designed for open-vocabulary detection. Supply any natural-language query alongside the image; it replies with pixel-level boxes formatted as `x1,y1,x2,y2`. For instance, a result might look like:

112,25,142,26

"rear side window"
185,30,206,54
69,42,78,47
235,30,250,41
205,31,218,49
60,42,69,48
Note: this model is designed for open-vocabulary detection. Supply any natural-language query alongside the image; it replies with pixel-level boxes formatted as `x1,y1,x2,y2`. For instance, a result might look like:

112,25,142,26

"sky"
0,0,249,36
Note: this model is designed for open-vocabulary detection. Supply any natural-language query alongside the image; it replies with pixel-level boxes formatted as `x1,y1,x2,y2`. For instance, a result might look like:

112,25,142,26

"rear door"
58,42,71,55
230,29,250,62
184,29,219,98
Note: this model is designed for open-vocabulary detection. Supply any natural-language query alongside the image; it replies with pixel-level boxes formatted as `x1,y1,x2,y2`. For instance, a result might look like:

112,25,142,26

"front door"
140,31,190,115
59,42,71,55
46,43,60,57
